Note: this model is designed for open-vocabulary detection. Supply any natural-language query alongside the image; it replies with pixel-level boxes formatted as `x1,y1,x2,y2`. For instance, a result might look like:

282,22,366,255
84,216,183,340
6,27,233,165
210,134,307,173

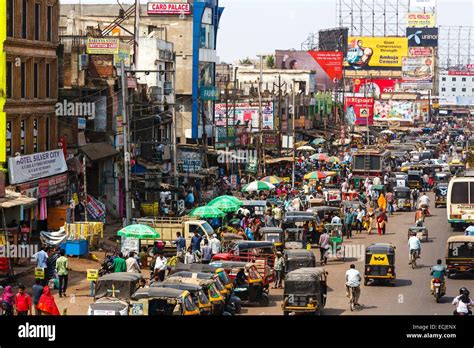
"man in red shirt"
15,284,32,316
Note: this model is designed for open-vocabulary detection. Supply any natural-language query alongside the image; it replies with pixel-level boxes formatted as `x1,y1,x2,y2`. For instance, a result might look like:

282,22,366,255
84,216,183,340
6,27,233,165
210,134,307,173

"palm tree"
266,55,275,69
239,57,253,65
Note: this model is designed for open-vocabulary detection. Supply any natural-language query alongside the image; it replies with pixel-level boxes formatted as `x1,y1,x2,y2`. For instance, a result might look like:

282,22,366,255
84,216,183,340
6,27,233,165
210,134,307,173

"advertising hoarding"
86,38,120,55
8,149,68,185
214,102,274,132
407,27,438,47
345,37,408,70
308,51,344,81
373,100,417,123
318,28,349,55
344,97,374,126
407,13,436,27
353,78,399,98
147,2,192,15
402,56,434,83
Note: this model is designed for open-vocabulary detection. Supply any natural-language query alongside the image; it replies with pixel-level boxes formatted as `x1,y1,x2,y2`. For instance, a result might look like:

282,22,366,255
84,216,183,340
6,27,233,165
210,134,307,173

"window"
451,182,469,204
35,3,40,41
442,77,446,81
21,63,26,98
34,63,39,98
452,88,456,92
6,62,12,99
47,6,53,42
46,63,51,98
452,77,456,82
7,0,14,37
441,88,446,92
462,88,466,92
462,77,467,82
22,0,27,39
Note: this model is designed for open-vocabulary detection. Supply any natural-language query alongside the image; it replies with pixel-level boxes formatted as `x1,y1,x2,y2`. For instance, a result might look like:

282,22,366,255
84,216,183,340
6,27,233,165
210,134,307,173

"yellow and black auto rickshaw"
446,235,474,278
434,183,448,208
364,243,396,286
393,186,412,211
407,170,423,189
130,287,200,316
449,160,465,176
152,281,212,315
282,267,328,315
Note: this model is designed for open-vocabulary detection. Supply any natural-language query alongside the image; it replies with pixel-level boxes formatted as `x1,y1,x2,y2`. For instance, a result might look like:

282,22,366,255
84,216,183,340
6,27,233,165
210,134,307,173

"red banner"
309,51,343,81
344,97,374,126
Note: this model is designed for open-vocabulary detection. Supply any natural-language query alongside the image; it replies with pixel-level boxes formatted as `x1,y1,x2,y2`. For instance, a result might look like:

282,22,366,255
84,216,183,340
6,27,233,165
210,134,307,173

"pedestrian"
112,252,127,273
209,234,221,256
201,239,212,264
174,231,186,260
184,246,195,264
376,210,387,236
126,252,141,273
14,284,32,316
36,287,60,316
31,279,44,316
139,246,148,269
385,191,394,216
55,249,69,297
32,247,49,285
319,229,331,265
1,285,14,315
191,231,202,253
153,253,167,281
273,252,285,289
344,208,355,239
356,208,364,234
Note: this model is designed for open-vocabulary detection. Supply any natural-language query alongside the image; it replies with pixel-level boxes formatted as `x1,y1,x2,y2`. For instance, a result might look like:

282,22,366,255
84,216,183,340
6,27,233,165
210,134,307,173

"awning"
80,142,119,162
265,157,294,164
0,190,37,209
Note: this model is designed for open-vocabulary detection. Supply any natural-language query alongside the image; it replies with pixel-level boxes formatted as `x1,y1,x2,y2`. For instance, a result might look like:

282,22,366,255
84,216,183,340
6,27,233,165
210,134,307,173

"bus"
447,173,474,230
351,148,392,188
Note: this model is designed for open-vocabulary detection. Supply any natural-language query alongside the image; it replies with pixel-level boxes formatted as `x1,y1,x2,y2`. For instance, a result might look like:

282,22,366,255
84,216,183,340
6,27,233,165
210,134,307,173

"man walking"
112,252,127,273
56,250,69,297
126,252,141,273
209,234,221,257
344,208,355,239
15,284,32,316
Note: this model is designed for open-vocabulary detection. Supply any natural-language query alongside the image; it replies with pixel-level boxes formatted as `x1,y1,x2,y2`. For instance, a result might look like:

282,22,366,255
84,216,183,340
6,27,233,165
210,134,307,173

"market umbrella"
117,224,160,239
262,176,284,185
328,156,340,163
189,206,225,219
310,153,329,162
242,180,276,193
323,171,338,177
296,145,316,152
208,196,242,213
310,138,326,146
304,171,328,180
208,195,242,206
381,130,394,134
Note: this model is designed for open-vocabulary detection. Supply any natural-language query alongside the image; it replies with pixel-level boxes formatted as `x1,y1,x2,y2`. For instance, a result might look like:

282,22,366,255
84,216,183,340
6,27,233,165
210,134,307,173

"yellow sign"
370,254,389,266
87,269,99,282
345,37,408,69
35,268,45,279
407,13,436,27
86,38,120,55
0,0,6,163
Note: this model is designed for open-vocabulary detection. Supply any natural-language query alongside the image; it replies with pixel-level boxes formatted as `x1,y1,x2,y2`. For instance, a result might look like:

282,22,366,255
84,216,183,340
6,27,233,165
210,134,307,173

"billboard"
408,47,433,57
86,38,120,55
344,97,374,126
374,100,417,123
353,79,399,98
147,2,192,15
318,28,349,55
407,13,436,27
308,51,343,81
345,37,408,70
407,27,438,47
214,102,274,132
275,50,340,89
402,56,434,83
0,0,5,163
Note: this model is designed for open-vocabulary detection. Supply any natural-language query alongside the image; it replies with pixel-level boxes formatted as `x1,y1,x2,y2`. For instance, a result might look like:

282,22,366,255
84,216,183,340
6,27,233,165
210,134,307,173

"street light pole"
292,80,296,189
120,61,131,226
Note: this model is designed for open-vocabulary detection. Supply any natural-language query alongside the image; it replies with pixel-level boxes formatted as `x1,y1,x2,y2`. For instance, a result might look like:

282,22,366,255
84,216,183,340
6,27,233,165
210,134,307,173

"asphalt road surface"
245,192,474,315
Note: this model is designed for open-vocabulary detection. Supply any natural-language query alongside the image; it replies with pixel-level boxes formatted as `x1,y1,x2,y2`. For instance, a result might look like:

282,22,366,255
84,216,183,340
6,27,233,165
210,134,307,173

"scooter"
432,278,445,303
99,253,115,276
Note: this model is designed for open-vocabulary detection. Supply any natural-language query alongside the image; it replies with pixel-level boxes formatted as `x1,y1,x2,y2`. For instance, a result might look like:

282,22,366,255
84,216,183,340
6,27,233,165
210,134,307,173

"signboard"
33,119,38,152
448,70,474,76
407,13,436,27
407,27,438,47
86,195,106,220
245,157,258,174
345,37,408,70
8,149,68,185
402,56,434,83
409,47,433,57
147,2,192,15
344,97,374,126
374,100,417,123
308,51,343,81
353,79,399,97
181,150,203,173
318,28,349,55
114,43,131,69
86,38,120,55
200,86,220,101
263,132,279,149
20,119,25,154
121,237,139,256
215,102,274,132
87,269,99,282
35,267,45,280
78,117,86,130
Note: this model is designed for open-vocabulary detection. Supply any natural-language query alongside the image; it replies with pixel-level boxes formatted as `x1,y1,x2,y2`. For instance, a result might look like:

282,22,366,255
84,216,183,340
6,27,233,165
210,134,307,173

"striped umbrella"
323,171,338,177
261,176,284,185
304,171,328,180
242,180,276,193
309,153,329,162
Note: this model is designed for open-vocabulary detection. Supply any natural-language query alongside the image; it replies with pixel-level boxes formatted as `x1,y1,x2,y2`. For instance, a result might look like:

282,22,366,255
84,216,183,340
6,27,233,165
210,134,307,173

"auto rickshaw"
434,183,448,208
220,233,244,252
283,249,316,274
407,170,423,189
130,287,200,316
393,186,412,211
434,171,451,184
408,226,429,242
152,281,212,315
364,243,396,286
449,160,465,175
282,267,328,315
446,235,474,278
89,273,144,316
259,227,284,251
324,223,345,262
170,263,233,290
324,189,342,207
228,262,270,307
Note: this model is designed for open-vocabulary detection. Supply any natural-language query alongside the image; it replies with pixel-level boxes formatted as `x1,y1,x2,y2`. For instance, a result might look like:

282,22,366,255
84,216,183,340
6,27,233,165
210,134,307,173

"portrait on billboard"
346,39,374,69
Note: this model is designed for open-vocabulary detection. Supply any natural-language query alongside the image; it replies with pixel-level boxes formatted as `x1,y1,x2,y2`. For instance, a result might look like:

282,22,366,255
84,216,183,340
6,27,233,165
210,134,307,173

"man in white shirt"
372,176,381,186
331,215,342,224
209,234,221,256
345,264,362,307
126,252,141,273
408,232,422,263
153,254,167,281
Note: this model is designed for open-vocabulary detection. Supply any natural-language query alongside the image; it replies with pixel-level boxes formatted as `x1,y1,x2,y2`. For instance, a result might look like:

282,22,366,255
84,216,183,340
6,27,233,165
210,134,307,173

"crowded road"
246,192,472,315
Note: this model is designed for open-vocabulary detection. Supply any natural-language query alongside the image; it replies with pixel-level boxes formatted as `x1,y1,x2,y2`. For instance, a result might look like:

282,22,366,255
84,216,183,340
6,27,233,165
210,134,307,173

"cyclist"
408,231,421,265
345,264,362,308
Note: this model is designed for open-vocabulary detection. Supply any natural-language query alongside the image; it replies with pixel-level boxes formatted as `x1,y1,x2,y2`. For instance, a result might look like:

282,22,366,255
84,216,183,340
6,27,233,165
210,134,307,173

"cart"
408,226,428,243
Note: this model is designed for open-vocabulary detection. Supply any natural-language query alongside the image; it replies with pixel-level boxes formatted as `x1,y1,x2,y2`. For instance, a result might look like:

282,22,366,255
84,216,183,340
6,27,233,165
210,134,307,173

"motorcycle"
432,278,445,303
98,253,115,276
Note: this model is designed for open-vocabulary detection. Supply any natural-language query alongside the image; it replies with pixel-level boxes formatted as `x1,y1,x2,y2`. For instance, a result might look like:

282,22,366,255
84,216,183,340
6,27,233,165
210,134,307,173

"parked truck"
134,217,214,255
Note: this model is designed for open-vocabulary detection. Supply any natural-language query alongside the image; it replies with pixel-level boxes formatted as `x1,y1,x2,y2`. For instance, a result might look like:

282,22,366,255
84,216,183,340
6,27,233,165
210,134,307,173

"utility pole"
83,156,88,223
172,67,179,192
225,82,230,174
133,0,140,68
121,61,131,226
292,80,297,189
257,54,265,177
273,74,286,155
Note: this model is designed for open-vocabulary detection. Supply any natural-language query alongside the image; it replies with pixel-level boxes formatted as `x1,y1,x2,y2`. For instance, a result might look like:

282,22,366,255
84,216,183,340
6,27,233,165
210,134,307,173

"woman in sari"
36,287,60,316
1,286,14,315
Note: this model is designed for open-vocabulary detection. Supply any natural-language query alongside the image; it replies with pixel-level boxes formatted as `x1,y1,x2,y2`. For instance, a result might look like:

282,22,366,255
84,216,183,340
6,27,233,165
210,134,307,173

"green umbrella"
242,180,276,193
208,195,242,206
189,206,225,218
117,224,160,239
208,196,241,213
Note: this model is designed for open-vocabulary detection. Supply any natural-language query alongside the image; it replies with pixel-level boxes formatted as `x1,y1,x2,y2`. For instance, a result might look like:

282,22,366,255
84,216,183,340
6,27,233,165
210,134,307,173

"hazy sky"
62,0,474,62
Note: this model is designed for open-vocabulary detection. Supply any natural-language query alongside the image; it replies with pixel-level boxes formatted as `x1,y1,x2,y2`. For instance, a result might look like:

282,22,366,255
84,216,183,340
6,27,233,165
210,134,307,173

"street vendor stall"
63,222,104,255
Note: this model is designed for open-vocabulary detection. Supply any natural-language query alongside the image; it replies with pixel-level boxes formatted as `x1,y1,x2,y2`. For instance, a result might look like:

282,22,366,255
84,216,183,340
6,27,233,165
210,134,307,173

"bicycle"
348,286,358,311
410,249,419,269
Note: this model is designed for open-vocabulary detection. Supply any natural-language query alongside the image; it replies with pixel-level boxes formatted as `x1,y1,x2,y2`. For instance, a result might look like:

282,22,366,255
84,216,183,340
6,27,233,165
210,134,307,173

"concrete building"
59,0,224,144
439,71,474,98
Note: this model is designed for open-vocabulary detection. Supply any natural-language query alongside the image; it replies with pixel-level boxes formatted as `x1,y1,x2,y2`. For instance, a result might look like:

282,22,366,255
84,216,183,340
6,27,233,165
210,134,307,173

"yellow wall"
0,0,6,163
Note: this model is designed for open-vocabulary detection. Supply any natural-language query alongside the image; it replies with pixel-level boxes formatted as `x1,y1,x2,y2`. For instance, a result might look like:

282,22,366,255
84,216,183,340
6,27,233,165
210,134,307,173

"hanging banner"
344,97,374,126
86,194,106,220
20,120,25,154
308,51,343,81
6,120,11,158
214,102,274,132
8,149,68,185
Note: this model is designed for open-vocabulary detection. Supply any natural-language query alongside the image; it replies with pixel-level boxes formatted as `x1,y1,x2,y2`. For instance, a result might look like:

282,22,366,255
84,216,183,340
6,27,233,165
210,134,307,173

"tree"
266,55,275,69
239,57,253,66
